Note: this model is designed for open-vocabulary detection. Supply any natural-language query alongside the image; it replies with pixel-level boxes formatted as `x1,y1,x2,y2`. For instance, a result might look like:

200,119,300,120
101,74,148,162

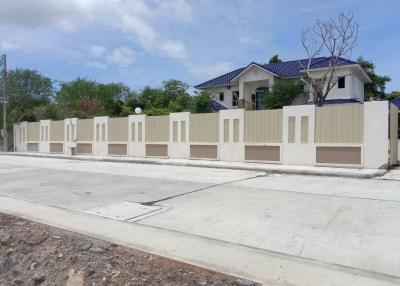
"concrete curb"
1,152,386,179
1,195,398,286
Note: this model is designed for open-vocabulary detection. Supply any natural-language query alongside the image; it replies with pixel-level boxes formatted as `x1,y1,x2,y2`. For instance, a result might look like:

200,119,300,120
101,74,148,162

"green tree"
55,78,133,117
357,56,391,100
268,55,282,64
192,90,212,113
5,69,54,123
1,69,54,150
139,80,193,114
387,91,400,100
262,79,304,109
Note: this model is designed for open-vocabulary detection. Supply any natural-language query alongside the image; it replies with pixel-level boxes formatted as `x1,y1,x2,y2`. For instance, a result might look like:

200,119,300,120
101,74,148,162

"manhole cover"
85,201,162,221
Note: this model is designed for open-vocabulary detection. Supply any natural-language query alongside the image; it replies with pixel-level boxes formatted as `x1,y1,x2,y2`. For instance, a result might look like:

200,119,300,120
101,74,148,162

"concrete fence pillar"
219,109,245,161
282,104,316,166
64,118,78,155
39,119,51,153
13,121,28,152
363,101,389,169
169,112,190,159
93,116,109,156
128,114,146,157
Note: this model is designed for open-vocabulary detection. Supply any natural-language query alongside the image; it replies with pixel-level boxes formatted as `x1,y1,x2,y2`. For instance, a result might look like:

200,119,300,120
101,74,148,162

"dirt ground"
0,213,258,286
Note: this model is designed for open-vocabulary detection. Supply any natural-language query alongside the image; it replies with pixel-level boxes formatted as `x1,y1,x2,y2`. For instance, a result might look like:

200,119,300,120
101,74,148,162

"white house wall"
352,74,364,101
209,86,239,109
309,68,364,101
237,66,274,101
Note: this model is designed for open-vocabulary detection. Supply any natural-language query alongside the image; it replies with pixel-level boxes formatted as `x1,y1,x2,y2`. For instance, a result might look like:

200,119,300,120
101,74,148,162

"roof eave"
194,83,232,90
229,63,280,83
299,64,372,83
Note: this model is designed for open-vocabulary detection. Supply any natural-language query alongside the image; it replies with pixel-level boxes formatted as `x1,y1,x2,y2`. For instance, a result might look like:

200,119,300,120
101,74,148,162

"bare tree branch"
299,12,358,106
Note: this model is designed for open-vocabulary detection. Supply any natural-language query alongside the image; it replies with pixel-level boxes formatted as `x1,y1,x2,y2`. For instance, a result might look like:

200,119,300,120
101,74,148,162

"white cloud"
188,62,235,79
106,47,136,67
0,41,21,51
157,0,193,22
85,61,107,69
161,41,187,59
0,0,192,62
89,45,106,58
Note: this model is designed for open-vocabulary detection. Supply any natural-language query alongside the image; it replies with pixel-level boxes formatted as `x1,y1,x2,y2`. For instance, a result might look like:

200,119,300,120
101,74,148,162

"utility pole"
0,54,6,152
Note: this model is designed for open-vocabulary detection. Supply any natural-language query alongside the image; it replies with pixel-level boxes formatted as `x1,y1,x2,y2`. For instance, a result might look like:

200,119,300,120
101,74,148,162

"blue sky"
0,0,399,93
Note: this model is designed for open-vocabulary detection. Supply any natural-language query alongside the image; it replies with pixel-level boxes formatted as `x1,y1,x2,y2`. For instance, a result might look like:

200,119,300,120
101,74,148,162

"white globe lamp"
134,107,142,114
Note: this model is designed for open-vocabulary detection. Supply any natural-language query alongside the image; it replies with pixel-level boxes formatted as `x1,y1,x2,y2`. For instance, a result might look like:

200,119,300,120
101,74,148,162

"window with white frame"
232,91,239,106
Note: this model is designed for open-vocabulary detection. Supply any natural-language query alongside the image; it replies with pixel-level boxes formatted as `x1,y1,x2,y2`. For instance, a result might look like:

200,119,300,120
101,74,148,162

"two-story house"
194,57,371,111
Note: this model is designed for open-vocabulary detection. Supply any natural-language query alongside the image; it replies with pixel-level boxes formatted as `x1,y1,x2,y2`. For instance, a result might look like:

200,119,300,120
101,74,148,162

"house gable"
230,64,277,84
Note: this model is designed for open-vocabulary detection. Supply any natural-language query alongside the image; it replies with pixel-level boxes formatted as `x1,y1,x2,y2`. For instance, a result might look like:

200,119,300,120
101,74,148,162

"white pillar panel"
13,122,27,152
282,104,316,166
169,112,190,159
364,101,389,169
93,116,109,156
64,118,78,155
219,109,245,161
128,114,146,157
39,119,51,153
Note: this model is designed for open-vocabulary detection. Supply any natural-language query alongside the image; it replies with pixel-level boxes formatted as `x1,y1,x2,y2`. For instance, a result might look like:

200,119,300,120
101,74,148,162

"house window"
219,92,224,101
338,76,345,89
232,91,239,106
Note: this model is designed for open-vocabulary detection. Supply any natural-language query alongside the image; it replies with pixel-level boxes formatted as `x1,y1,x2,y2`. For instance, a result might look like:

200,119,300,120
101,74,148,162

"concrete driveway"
1,155,400,285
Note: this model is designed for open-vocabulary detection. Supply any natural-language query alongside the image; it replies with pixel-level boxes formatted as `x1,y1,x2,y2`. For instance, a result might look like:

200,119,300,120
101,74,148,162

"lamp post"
0,54,6,152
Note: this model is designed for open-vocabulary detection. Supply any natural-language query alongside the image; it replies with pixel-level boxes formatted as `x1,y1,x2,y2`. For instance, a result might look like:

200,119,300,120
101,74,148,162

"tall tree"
4,69,54,123
268,55,282,64
300,12,358,106
262,79,304,109
0,69,54,150
55,78,133,117
192,90,212,113
357,56,391,100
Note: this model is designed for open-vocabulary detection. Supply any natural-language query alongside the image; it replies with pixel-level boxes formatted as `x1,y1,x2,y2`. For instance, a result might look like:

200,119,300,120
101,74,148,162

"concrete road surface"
1,155,400,285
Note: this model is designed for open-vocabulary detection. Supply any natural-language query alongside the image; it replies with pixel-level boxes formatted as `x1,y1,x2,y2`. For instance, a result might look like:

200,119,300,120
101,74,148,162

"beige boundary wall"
13,101,395,169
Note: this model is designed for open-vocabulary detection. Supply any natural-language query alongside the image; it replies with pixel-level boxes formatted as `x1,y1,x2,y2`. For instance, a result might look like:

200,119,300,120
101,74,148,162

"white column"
13,123,17,152
93,116,108,156
282,104,316,166
169,112,190,159
14,122,27,152
219,109,245,161
39,119,51,153
64,118,78,155
239,81,244,99
128,114,146,157
363,101,389,169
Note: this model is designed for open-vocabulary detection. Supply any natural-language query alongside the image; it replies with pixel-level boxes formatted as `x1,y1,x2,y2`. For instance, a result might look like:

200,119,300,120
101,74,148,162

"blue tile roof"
194,57,358,89
209,100,228,112
392,97,400,109
194,67,245,89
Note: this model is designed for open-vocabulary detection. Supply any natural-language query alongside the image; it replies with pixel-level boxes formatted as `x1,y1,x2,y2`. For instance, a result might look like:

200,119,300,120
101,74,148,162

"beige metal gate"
390,103,398,165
